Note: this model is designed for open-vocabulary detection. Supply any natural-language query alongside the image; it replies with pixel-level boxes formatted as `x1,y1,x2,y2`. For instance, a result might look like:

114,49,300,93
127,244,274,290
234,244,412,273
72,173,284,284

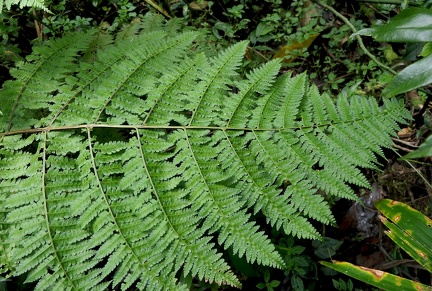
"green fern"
0,0,47,12
0,17,410,290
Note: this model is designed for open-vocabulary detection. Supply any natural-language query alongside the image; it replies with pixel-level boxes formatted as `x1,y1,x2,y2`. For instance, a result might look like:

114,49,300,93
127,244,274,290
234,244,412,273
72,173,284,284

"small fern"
0,17,410,290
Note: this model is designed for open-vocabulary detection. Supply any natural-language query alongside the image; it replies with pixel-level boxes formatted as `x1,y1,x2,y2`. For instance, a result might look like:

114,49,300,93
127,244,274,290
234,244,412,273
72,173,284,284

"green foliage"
0,0,47,13
355,7,432,165
0,14,411,289
321,199,432,291
40,0,140,36
358,8,432,42
277,235,318,291
356,8,432,97
256,270,280,291
173,0,394,97
312,237,343,260
0,10,22,64
332,278,353,291
403,135,432,159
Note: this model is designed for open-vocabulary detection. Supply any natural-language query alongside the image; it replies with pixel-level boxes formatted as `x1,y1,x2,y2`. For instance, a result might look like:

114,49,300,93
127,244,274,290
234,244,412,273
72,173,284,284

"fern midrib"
42,131,78,290
250,130,294,182
47,32,177,127
226,61,279,127
221,130,300,236
135,129,182,240
0,112,385,137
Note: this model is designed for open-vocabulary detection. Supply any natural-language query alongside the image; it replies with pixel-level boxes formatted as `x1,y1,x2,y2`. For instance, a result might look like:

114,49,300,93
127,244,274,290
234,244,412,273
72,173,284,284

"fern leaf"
0,0,47,13
0,30,97,132
0,28,411,289
227,59,281,128
190,41,249,126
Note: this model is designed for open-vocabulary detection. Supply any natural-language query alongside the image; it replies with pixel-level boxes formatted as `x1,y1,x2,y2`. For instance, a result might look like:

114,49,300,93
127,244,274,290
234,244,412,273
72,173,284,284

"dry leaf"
273,34,319,63
189,1,208,10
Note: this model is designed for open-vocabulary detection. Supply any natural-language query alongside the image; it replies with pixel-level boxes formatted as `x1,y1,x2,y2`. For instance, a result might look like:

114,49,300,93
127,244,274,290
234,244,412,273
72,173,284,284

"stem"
144,0,172,19
313,1,398,75
394,149,432,191
354,0,422,6
32,8,42,38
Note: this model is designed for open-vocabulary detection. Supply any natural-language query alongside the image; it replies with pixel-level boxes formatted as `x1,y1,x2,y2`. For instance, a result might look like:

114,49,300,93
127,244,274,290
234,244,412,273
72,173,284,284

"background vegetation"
1,0,431,290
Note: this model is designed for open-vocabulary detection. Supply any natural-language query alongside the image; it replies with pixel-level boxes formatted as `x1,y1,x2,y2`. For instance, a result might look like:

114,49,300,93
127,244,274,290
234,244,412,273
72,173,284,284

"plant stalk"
354,0,422,6
313,1,398,75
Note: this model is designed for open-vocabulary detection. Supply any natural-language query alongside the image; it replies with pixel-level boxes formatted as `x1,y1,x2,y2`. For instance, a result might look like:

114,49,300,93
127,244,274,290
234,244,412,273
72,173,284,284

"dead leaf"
397,127,413,138
189,1,208,10
273,34,319,63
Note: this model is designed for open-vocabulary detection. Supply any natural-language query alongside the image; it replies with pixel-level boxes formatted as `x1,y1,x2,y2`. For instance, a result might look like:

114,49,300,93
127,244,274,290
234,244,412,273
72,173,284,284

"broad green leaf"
256,22,274,38
403,135,432,159
383,53,432,96
375,199,432,273
420,43,432,57
320,261,432,291
356,8,432,42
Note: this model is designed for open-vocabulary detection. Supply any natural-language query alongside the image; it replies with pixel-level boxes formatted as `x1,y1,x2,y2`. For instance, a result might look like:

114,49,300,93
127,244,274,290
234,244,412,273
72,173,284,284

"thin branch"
392,137,418,148
394,149,432,190
144,0,172,19
247,46,270,62
354,0,422,6
32,8,42,39
313,1,397,76
392,143,413,152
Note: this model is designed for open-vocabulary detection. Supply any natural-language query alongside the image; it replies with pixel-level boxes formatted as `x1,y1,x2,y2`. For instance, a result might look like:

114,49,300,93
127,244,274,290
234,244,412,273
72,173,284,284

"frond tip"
0,23,410,290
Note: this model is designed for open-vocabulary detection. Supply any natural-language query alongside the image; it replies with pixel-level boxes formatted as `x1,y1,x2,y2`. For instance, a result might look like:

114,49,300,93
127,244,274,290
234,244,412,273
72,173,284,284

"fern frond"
0,0,47,13
190,41,248,126
52,31,198,127
1,30,97,132
227,59,281,128
0,27,411,289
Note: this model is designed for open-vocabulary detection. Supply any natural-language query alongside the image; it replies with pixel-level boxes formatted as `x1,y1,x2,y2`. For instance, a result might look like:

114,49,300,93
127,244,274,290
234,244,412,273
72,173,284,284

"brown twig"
392,143,413,152
247,46,269,62
391,137,418,148
32,8,43,39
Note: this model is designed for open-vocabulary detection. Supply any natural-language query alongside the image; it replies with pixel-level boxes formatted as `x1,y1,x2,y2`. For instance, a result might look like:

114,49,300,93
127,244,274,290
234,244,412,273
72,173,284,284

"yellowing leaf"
320,261,432,291
189,1,208,10
383,46,399,62
273,34,319,63
144,0,171,19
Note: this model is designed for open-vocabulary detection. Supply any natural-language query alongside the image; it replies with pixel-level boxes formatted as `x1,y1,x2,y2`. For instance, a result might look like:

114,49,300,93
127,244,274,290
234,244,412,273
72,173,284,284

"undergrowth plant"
322,199,432,290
